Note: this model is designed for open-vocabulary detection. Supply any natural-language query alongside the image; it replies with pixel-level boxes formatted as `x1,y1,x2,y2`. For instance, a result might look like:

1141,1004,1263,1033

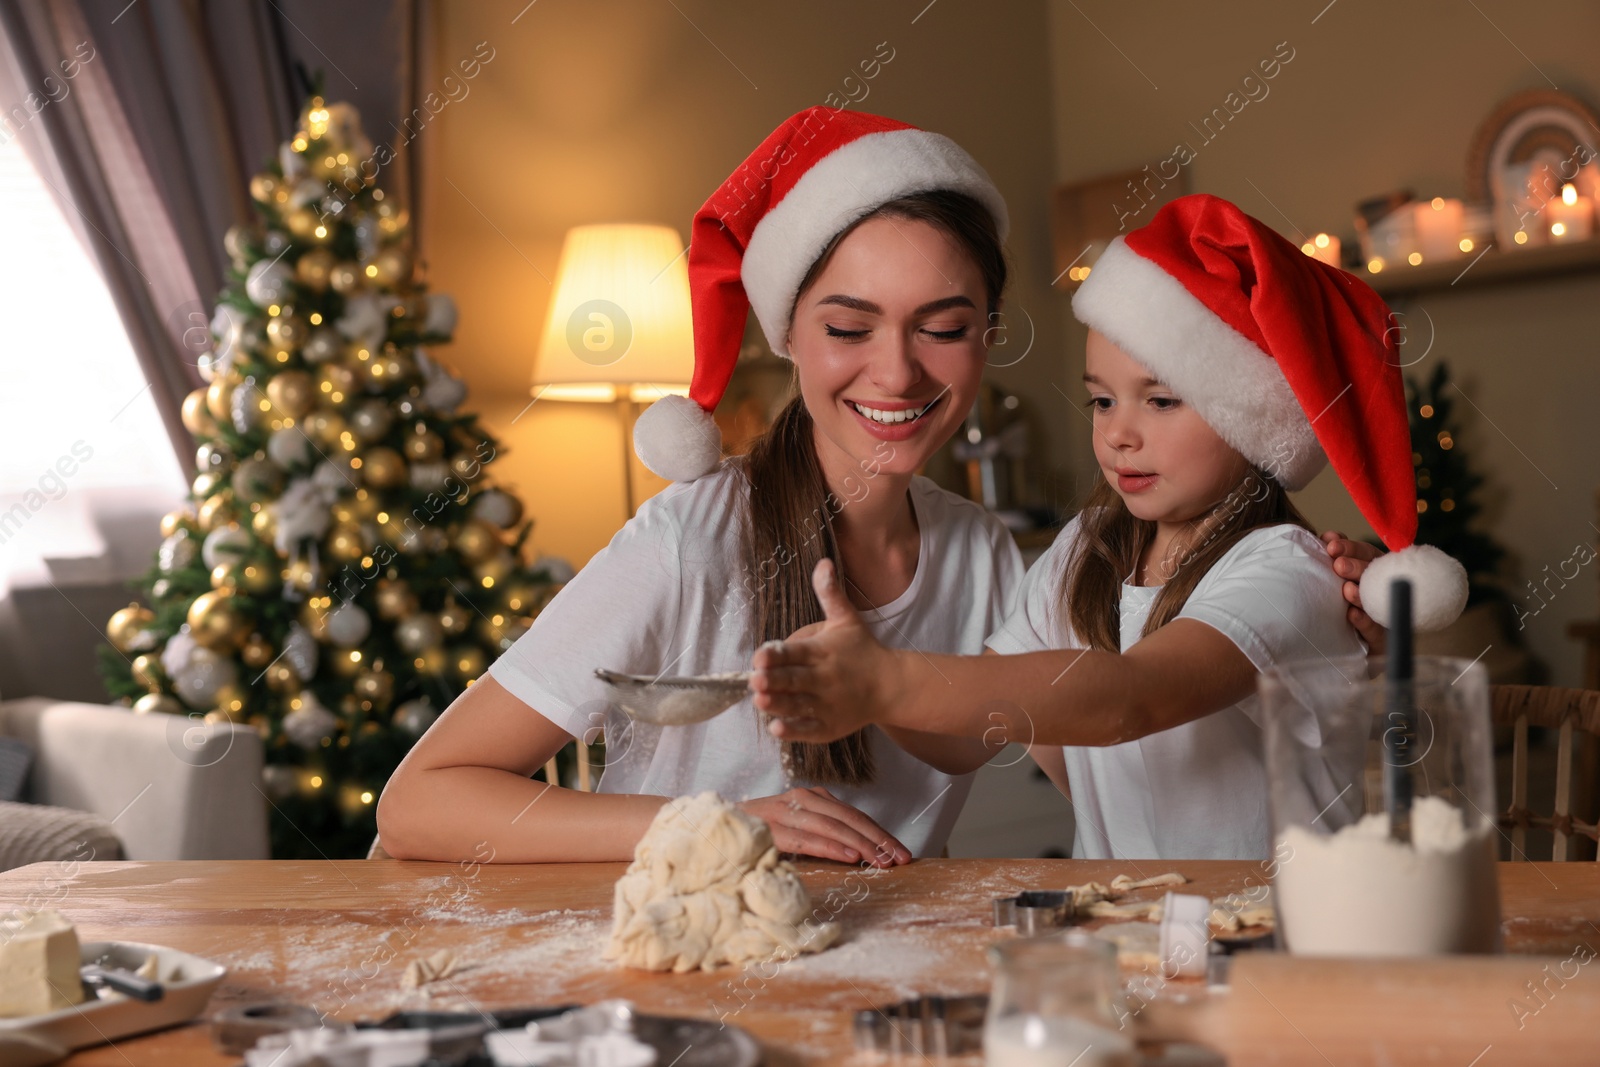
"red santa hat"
1072,193,1467,631
632,107,1009,483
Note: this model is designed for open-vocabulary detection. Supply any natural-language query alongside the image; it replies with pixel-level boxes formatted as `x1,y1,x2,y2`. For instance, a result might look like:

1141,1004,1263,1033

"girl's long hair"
742,190,1007,785
1062,468,1313,652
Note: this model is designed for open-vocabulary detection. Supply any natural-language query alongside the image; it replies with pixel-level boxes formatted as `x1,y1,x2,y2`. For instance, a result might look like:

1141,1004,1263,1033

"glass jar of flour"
1260,654,1503,956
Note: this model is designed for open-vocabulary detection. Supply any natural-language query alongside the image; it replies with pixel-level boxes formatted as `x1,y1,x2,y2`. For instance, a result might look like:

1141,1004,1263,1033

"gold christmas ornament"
285,207,319,240
348,489,381,521
285,558,320,595
317,363,358,407
130,653,165,691
366,247,409,288
223,224,254,262
159,509,196,540
374,199,408,236
331,648,366,678
404,429,444,462
181,388,218,436
197,492,239,532
191,472,221,500
241,634,275,670
452,520,501,565
353,669,395,707
237,560,277,595
360,447,407,489
188,589,248,650
211,561,242,590
252,505,278,542
451,645,488,682
329,261,362,294
266,370,316,419
437,600,471,637
205,378,235,422
233,457,287,504
348,399,394,444
264,661,299,694
375,579,417,621
133,693,184,716
295,249,336,292
248,172,281,203
474,551,514,590
413,646,449,677
210,683,248,718
266,314,310,351
326,522,366,563
303,410,348,446
377,352,417,384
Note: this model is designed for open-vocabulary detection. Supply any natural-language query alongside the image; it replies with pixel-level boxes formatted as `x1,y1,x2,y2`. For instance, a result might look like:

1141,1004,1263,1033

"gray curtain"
0,0,433,473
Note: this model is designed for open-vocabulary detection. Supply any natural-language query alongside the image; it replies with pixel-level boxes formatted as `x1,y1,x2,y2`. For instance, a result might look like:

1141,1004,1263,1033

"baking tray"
0,940,225,1065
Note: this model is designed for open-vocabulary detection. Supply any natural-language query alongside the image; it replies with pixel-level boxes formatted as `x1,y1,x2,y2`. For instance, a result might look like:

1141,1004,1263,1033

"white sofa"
0,698,269,867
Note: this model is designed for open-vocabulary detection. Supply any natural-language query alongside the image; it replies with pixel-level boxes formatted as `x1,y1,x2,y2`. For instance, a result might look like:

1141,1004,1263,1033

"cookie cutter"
992,889,1076,934
853,993,988,1057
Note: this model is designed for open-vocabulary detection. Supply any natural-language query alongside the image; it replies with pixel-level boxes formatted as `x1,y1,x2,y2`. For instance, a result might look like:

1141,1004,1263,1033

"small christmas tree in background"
1408,361,1507,608
99,95,563,858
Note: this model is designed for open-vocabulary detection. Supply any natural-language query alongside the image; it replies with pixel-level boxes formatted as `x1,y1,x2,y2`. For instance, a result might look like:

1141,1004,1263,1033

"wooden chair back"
1492,685,1600,861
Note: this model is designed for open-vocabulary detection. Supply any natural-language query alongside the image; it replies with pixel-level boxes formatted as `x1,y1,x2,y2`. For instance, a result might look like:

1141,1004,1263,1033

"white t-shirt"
489,462,1025,859
987,516,1362,861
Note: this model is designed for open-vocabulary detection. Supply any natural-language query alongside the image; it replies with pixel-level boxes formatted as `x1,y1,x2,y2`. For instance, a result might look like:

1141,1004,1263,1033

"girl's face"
787,215,991,480
1084,329,1252,528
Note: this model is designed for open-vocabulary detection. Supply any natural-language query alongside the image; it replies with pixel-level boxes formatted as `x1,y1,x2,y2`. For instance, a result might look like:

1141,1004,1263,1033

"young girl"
751,193,1463,861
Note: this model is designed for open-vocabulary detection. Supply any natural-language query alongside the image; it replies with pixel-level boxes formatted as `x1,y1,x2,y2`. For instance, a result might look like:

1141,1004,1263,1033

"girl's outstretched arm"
377,673,912,865
752,560,1257,748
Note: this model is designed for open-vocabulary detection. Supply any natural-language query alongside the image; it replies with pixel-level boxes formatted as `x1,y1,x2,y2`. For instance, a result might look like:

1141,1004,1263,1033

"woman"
376,109,1381,864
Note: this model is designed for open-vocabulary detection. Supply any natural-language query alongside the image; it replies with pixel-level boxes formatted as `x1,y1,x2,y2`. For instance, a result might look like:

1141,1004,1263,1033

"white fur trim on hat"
741,129,1010,358
1358,544,1469,633
633,394,723,482
1072,237,1326,490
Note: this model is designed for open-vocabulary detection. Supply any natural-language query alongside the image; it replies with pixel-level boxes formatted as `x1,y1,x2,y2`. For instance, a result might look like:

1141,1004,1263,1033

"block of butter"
0,909,84,1017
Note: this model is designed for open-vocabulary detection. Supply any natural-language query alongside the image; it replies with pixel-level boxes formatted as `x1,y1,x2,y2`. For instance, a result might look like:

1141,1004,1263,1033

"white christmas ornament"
471,490,519,529
335,293,387,348
424,293,458,337
171,646,239,710
311,460,355,496
274,477,335,554
393,698,439,737
246,259,293,308
230,382,262,434
324,602,371,647
395,614,444,655
279,141,306,181
301,326,342,364
202,525,253,570
158,531,198,573
416,349,466,414
160,629,199,680
409,462,449,493
283,692,338,750
283,623,318,681
267,427,314,469
210,304,248,375
288,178,324,210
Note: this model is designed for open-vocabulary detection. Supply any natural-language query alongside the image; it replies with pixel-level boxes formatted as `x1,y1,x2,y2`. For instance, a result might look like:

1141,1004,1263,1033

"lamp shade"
532,224,695,402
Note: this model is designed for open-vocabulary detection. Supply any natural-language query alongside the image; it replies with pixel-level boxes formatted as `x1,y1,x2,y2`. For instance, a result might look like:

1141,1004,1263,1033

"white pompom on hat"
1072,194,1468,631
632,106,1009,484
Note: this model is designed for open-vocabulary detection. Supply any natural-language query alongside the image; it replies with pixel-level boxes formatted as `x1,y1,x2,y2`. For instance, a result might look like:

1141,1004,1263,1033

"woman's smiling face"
786,215,992,479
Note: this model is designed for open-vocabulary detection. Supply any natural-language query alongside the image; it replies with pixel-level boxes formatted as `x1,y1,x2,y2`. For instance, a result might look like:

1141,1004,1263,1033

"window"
0,135,184,580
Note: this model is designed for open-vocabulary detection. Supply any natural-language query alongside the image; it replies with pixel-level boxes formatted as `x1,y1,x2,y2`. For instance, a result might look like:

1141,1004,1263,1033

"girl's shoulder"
1213,523,1331,569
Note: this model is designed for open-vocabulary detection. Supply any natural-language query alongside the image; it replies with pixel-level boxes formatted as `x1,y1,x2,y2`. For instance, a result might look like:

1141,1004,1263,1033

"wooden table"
4,858,1598,1065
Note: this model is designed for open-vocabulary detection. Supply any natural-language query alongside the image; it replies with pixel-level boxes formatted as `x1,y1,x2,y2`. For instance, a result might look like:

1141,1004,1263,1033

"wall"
422,0,1068,569
1047,0,1600,685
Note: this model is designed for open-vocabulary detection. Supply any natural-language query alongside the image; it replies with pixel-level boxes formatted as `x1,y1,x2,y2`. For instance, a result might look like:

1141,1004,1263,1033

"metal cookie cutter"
854,994,988,1057
992,889,1075,934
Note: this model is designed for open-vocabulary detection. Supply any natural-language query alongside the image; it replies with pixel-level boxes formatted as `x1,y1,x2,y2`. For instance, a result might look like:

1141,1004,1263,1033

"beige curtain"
0,0,434,472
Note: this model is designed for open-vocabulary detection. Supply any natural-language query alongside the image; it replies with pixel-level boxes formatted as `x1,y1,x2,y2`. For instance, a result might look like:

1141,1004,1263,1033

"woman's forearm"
376,764,668,863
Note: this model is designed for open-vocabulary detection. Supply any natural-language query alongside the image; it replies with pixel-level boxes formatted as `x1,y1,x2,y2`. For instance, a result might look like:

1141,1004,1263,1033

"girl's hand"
738,786,912,866
751,559,896,743
1321,530,1386,655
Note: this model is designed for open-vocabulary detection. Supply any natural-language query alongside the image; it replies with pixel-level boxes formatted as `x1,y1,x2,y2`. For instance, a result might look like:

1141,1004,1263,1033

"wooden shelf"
1363,237,1600,296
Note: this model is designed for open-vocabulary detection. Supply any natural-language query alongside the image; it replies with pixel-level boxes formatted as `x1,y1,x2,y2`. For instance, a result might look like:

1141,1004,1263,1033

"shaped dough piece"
0,909,84,1017
606,793,840,972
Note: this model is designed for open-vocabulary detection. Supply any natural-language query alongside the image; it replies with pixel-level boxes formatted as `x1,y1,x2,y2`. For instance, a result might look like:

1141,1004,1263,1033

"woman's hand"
1321,530,1386,655
738,786,912,866
751,559,898,743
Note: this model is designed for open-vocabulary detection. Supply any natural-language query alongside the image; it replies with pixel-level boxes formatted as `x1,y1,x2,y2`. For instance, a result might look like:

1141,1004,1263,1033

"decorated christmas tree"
99,96,560,858
1407,361,1507,608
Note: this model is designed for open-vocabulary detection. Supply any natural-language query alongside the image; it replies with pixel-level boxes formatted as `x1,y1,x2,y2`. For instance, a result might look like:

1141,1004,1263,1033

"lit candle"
1414,197,1465,262
1300,232,1342,268
1545,183,1594,243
